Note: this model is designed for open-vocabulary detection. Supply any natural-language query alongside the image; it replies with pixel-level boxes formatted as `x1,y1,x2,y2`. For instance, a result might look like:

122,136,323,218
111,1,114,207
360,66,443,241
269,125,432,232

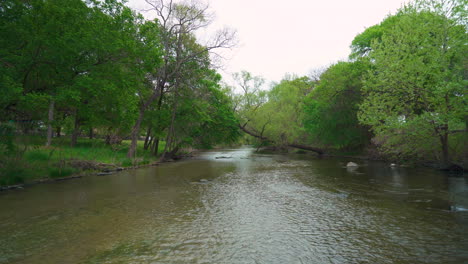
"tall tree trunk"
151,89,165,156
161,101,178,160
56,126,61,138
88,128,94,139
127,85,163,158
143,126,152,150
152,137,160,156
127,109,145,158
71,116,80,147
440,130,449,166
46,100,55,146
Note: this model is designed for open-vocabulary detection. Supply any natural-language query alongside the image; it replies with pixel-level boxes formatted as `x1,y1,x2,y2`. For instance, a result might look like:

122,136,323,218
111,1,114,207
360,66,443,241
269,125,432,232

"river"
0,147,467,263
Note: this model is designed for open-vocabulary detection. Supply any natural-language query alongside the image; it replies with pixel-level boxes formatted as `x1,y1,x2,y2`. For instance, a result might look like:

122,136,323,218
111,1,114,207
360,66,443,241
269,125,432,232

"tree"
258,76,313,145
163,70,240,155
350,14,403,59
64,4,162,146
358,0,467,165
233,72,325,154
126,0,236,158
303,61,371,149
0,0,98,146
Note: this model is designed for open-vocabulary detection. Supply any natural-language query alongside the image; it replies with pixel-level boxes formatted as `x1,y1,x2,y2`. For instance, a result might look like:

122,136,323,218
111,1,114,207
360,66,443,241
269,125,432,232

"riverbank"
258,146,467,173
0,136,166,190
0,160,159,192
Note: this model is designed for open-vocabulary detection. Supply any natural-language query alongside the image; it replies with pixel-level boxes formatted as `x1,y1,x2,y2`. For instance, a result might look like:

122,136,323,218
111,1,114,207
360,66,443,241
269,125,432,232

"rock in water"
346,162,359,168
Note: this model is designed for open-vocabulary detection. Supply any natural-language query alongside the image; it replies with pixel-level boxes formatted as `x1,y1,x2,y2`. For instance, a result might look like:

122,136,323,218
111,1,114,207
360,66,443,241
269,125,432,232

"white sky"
127,0,408,85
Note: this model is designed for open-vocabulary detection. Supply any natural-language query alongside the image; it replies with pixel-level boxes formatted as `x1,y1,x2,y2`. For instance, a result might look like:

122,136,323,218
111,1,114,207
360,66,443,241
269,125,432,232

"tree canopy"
0,0,240,162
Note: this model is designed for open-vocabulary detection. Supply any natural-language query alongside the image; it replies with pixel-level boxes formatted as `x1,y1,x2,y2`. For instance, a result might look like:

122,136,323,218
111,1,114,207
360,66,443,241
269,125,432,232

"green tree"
350,14,403,59
0,0,162,148
303,61,371,149
258,76,313,145
358,0,467,165
126,0,236,158
234,73,324,154
0,0,98,145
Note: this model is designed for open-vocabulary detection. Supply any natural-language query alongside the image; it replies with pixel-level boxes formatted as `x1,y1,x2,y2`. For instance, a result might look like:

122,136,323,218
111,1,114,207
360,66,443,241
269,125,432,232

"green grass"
49,166,77,178
0,136,166,186
0,160,30,185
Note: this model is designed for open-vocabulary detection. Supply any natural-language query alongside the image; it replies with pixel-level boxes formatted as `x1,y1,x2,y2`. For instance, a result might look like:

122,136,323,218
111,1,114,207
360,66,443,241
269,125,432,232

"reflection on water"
0,147,467,264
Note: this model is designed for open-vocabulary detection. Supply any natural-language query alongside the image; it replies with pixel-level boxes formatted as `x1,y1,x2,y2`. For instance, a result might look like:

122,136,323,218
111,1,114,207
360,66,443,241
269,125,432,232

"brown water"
0,147,467,264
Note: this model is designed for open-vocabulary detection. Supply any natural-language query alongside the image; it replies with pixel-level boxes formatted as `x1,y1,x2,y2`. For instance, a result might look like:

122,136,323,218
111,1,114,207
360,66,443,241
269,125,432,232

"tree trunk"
151,90,165,156
127,109,145,158
238,124,325,155
127,84,163,158
238,123,272,143
71,116,80,147
440,131,449,166
161,100,178,160
143,126,152,150
288,143,324,155
152,137,160,156
89,128,94,139
56,126,61,138
46,100,55,147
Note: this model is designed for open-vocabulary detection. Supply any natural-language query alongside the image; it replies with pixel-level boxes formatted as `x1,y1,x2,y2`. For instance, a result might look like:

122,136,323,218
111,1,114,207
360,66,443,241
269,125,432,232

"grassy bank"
0,136,165,187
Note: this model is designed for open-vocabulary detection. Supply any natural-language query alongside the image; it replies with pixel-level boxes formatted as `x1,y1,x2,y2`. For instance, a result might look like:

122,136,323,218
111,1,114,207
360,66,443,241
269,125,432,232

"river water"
0,147,467,264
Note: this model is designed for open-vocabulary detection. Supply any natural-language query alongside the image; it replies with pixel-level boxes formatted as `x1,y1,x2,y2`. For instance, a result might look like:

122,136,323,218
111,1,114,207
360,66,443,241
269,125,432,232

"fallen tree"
238,124,324,155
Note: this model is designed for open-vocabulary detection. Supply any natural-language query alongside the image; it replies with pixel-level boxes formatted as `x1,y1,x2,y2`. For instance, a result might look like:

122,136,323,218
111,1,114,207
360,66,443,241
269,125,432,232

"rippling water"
0,147,467,263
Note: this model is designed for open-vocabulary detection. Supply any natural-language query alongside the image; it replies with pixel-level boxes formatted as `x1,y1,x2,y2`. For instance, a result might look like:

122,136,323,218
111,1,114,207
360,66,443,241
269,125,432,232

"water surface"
0,147,467,263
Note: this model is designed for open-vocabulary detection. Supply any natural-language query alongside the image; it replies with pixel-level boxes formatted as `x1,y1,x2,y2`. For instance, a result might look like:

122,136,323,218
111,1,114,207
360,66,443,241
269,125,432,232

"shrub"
49,166,76,178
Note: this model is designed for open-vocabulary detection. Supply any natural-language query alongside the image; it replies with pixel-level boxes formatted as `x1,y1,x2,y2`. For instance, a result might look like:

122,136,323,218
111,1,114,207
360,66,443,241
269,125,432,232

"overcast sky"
127,0,408,85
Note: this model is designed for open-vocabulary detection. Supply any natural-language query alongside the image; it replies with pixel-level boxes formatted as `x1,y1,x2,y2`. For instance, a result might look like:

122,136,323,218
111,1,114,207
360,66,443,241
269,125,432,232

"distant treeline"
233,0,467,167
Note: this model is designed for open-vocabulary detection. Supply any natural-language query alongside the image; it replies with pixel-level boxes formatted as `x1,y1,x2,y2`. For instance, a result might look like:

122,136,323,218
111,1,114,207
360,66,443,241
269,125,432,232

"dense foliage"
1,0,466,186
235,0,466,167
357,0,467,165
0,0,240,184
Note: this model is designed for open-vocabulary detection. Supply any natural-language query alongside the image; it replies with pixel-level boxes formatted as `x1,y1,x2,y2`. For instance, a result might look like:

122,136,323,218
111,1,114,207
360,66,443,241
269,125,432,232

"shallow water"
0,147,467,263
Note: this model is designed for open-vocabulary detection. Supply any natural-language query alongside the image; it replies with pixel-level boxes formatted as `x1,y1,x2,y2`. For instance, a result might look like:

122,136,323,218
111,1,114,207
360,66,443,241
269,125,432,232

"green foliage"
165,70,240,150
0,161,28,186
358,0,467,164
49,166,76,178
0,122,16,155
303,61,371,149
25,150,50,162
260,76,313,143
350,14,403,59
0,136,166,186
0,0,240,183
234,72,314,146
0,0,163,146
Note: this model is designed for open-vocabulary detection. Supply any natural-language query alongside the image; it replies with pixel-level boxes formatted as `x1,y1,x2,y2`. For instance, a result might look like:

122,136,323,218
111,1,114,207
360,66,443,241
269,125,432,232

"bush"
121,159,133,167
0,122,16,155
0,160,28,185
49,166,76,178
25,150,50,162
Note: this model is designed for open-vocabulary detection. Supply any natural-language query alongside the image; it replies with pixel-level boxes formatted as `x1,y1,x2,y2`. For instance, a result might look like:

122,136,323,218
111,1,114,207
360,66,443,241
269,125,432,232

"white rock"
346,162,359,167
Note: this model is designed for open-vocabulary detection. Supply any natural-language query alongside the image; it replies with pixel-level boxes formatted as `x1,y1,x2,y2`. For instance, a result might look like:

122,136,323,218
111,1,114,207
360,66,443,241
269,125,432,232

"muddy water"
0,147,467,263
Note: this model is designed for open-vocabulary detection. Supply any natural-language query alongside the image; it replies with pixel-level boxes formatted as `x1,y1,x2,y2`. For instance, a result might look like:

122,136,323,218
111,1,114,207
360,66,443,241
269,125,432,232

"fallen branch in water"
238,124,325,155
